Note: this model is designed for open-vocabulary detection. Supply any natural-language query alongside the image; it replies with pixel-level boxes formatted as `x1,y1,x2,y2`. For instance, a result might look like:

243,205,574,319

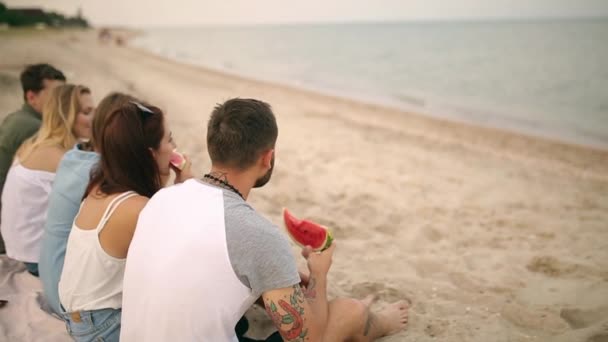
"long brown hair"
89,92,136,149
86,101,165,198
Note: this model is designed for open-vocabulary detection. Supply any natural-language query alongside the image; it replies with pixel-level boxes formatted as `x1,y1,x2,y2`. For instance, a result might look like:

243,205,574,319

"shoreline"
130,28,608,152
123,34,607,181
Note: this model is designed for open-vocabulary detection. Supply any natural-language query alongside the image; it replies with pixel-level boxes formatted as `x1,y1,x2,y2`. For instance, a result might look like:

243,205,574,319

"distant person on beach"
98,28,112,44
115,36,125,46
58,101,192,342
0,63,65,254
120,98,409,342
39,93,135,317
0,84,93,276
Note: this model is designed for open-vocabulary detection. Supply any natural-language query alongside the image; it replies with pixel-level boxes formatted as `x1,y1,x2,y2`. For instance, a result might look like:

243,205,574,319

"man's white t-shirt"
120,179,300,341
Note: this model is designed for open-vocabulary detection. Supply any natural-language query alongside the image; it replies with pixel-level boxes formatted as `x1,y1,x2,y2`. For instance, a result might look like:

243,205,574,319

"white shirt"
1,162,55,263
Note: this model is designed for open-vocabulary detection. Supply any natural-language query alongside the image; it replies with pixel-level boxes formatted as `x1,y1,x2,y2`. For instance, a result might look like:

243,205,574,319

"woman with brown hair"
39,92,136,317
58,100,192,341
0,84,94,276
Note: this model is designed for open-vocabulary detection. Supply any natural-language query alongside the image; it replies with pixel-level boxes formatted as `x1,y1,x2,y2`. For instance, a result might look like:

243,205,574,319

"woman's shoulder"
123,194,149,211
112,194,149,220
34,145,66,155
18,145,67,172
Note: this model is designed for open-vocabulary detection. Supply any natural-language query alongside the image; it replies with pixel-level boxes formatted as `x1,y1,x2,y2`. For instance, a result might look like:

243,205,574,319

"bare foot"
361,294,377,307
375,301,409,336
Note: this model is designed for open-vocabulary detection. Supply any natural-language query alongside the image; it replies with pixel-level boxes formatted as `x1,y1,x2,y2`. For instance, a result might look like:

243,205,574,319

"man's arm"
0,145,13,195
0,141,19,195
262,243,336,341
0,119,39,195
262,284,326,342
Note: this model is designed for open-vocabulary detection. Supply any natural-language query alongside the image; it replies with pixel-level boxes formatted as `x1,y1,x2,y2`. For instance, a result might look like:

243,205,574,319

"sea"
132,18,608,148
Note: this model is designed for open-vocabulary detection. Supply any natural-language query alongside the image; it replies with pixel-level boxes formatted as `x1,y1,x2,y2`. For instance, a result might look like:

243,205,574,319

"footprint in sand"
448,272,485,293
424,319,449,338
587,332,608,342
422,225,443,243
412,257,444,278
376,213,403,235
501,302,569,333
560,306,608,329
526,255,577,277
349,281,411,304
526,255,606,280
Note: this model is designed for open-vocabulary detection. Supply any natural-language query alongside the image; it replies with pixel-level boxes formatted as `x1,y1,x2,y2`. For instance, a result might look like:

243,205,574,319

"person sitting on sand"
120,98,410,342
0,63,66,254
39,92,135,317
0,84,93,276
58,100,192,342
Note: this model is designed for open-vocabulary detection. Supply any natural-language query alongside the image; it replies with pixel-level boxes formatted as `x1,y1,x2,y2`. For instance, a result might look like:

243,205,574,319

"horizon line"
95,14,608,29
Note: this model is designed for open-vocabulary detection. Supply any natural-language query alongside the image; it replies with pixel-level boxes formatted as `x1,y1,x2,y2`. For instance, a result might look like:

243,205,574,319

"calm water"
134,19,608,148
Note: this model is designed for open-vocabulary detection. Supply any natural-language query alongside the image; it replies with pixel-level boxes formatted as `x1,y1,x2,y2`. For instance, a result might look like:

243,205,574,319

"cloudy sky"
5,0,608,27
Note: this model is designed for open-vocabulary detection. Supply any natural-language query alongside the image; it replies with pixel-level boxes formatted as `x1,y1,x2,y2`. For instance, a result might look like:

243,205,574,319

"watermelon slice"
283,208,333,252
170,150,187,170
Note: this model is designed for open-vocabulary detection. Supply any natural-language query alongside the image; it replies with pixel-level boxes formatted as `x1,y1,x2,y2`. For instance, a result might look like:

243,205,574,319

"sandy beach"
0,28,607,342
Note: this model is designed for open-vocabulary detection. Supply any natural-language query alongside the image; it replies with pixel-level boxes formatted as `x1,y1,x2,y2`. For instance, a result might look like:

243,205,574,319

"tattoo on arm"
265,285,309,341
302,277,317,301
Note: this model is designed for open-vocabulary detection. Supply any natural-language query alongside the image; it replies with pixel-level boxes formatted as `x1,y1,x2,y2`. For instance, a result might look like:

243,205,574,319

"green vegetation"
0,1,89,28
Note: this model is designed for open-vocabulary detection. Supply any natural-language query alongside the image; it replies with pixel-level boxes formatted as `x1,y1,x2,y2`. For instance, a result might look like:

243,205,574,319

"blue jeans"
60,308,121,342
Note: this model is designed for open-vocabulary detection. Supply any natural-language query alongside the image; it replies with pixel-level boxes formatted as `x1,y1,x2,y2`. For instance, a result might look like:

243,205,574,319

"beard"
253,154,275,188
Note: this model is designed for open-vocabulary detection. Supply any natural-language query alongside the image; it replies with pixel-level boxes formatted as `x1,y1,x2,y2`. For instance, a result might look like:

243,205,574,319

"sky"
5,0,608,27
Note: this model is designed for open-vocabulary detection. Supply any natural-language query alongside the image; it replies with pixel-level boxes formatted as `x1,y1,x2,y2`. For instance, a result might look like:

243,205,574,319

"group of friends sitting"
0,63,409,342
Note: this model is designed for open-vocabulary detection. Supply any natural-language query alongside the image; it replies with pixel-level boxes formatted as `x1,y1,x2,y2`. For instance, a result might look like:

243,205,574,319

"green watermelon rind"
320,232,333,252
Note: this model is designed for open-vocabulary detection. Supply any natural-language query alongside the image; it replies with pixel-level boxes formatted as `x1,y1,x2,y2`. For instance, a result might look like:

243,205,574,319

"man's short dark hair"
20,63,66,100
207,98,278,170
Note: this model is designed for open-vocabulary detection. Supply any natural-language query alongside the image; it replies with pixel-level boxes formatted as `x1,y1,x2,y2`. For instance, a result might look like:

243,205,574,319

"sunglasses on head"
130,101,154,120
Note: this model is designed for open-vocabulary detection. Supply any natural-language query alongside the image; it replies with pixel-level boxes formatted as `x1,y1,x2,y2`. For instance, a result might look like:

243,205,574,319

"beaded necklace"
202,173,244,200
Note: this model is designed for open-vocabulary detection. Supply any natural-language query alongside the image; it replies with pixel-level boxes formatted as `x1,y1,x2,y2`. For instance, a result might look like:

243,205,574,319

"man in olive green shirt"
0,64,66,253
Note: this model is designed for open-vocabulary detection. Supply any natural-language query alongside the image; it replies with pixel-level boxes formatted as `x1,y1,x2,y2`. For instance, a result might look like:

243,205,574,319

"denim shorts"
60,307,121,342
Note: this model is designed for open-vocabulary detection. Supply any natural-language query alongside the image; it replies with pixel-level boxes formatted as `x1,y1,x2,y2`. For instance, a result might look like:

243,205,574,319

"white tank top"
0,161,55,263
58,191,138,312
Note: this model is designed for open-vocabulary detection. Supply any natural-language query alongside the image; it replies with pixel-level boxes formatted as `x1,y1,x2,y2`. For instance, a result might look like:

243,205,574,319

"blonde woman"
0,84,94,276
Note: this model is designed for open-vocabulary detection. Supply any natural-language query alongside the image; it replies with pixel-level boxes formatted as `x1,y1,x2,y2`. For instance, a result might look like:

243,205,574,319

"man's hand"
298,270,310,289
302,243,336,277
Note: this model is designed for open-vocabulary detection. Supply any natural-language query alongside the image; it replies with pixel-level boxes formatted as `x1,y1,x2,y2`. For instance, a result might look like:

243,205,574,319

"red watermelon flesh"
170,150,186,170
283,208,333,252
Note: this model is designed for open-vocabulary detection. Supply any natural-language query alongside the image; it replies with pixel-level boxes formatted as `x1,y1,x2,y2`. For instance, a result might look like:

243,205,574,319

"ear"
25,90,37,106
260,149,274,170
148,147,158,159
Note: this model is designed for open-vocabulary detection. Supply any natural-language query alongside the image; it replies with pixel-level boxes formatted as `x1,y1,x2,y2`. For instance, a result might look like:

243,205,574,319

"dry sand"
0,28,607,342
